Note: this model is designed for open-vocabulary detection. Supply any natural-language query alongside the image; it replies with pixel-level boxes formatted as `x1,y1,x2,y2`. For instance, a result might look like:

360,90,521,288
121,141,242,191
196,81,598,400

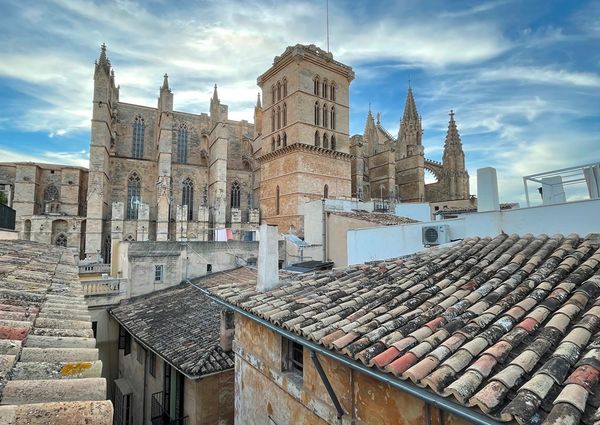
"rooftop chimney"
257,224,279,292
219,309,234,351
477,167,500,212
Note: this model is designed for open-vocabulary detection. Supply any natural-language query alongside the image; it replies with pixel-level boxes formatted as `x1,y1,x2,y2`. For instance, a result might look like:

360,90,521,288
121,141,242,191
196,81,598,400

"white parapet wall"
348,198,600,265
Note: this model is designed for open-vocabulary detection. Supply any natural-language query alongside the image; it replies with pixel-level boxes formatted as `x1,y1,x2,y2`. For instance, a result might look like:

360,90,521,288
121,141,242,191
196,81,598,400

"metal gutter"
192,283,500,425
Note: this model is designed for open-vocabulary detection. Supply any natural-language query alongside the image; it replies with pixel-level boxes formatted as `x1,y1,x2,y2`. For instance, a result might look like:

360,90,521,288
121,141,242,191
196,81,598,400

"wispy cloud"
479,66,600,87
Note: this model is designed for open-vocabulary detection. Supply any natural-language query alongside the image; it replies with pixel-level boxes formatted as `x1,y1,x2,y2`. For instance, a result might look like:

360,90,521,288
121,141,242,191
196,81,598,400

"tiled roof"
207,233,600,424
434,203,518,216
330,210,419,225
110,267,257,378
0,240,111,424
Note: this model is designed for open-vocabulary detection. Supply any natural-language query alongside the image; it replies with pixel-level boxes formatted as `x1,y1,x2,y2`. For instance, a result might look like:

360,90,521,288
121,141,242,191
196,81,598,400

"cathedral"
2,43,469,261
350,87,470,203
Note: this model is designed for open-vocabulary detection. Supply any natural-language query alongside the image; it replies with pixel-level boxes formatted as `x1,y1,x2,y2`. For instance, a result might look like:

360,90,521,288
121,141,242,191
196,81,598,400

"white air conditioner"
422,225,450,246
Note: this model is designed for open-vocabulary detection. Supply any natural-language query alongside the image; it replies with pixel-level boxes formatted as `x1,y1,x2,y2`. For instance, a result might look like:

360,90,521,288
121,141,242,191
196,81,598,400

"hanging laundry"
226,228,233,240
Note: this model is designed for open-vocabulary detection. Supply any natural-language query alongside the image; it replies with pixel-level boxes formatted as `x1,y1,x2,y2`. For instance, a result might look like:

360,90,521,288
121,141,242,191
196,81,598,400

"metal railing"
151,392,188,425
81,278,126,296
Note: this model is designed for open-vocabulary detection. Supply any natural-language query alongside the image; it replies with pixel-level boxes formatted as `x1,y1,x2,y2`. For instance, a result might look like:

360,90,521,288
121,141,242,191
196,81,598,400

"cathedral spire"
256,92,261,108
95,43,111,75
444,110,462,147
161,73,170,92
402,86,419,123
212,84,219,102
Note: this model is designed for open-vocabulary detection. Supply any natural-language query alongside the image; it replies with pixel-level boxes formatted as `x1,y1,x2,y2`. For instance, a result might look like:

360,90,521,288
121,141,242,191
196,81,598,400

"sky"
0,0,599,204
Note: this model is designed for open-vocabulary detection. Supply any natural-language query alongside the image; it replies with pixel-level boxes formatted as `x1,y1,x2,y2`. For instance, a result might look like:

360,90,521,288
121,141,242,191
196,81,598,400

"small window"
92,321,98,339
434,206,440,211
207,264,212,273
284,337,304,375
154,265,163,282
137,343,145,364
149,351,157,377
119,325,131,356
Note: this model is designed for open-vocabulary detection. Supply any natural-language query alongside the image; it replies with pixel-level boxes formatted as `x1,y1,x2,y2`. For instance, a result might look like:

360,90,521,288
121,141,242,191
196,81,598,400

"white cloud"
479,66,600,87
0,147,89,168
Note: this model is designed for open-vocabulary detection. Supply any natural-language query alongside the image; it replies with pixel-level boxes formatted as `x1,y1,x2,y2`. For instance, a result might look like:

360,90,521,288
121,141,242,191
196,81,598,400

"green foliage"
0,191,7,205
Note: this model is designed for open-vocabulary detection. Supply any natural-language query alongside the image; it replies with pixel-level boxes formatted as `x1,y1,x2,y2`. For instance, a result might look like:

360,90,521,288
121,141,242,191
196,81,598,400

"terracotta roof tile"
205,233,600,422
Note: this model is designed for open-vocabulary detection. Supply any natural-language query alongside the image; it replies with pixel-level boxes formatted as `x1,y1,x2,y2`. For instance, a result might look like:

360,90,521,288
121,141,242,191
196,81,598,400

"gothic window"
271,85,276,104
330,83,336,101
322,104,328,128
177,124,188,163
132,116,145,159
330,106,336,130
282,103,287,127
271,109,275,132
182,178,194,220
202,184,208,206
331,135,336,151
271,138,276,151
313,77,320,95
231,182,241,208
54,233,67,247
277,135,281,147
324,185,329,199
314,102,320,126
283,133,287,147
322,80,328,99
126,172,141,220
102,234,111,264
276,185,280,215
314,131,320,147
277,82,281,101
44,184,59,202
283,78,288,97
277,106,281,129
323,133,329,149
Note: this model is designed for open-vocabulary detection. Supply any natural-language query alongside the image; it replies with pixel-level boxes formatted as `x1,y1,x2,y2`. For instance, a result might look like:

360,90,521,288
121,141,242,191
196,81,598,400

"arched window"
182,178,194,220
314,77,320,95
44,184,59,202
314,102,320,125
271,138,276,151
271,109,275,132
331,135,336,151
132,116,145,158
282,103,287,127
277,135,281,147
330,83,336,101
283,133,287,147
277,82,281,101
315,131,320,147
54,233,67,247
231,182,241,208
331,106,336,130
322,80,328,99
323,133,329,149
127,172,141,219
177,124,188,163
322,104,328,128
283,78,288,97
276,185,280,215
271,85,276,104
277,106,281,129
324,185,329,199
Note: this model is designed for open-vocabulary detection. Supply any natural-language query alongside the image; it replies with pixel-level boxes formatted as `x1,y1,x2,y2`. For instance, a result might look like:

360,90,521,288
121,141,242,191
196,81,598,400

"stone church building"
350,87,470,203
4,43,469,261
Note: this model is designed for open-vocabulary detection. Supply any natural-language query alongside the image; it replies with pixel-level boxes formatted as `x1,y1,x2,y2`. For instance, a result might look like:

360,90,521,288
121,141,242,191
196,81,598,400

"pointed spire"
212,84,219,102
444,109,462,146
256,92,262,108
376,112,381,125
402,86,419,123
161,73,170,91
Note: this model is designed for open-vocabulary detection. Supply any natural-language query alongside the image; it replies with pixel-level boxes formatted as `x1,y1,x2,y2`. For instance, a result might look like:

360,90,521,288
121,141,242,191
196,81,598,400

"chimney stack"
257,224,279,292
219,309,234,351
477,167,500,212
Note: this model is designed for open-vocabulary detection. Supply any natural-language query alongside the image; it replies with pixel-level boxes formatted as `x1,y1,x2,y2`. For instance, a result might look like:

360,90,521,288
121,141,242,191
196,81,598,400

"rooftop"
0,240,111,424
206,233,600,424
110,267,257,378
330,210,420,225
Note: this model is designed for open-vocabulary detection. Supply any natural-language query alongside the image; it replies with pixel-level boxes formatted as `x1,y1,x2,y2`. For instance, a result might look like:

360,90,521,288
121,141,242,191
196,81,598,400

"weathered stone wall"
234,314,472,425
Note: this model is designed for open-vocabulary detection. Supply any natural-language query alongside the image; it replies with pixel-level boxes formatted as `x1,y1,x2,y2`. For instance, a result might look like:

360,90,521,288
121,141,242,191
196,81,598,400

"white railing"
82,278,126,296
79,263,111,274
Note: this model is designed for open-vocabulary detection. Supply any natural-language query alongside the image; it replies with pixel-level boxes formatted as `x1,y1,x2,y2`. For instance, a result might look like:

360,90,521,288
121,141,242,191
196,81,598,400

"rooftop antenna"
326,0,330,52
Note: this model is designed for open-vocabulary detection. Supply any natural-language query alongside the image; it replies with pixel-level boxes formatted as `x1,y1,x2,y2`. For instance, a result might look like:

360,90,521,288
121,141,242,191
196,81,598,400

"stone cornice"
257,142,354,163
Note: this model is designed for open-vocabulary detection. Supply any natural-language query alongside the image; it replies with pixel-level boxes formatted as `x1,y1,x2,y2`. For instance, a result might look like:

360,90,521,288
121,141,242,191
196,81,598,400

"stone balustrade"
78,263,111,274
81,278,125,296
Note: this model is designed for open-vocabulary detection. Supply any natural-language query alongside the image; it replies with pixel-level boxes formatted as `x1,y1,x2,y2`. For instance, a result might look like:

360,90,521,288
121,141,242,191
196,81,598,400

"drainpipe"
193,284,499,425
143,349,148,425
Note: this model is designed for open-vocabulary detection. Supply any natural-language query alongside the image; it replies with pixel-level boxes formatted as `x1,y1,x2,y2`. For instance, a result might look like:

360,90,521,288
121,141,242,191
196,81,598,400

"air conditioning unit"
422,225,450,246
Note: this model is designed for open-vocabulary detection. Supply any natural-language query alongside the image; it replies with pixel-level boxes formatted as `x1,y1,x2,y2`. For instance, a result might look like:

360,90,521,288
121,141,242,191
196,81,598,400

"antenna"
326,0,330,52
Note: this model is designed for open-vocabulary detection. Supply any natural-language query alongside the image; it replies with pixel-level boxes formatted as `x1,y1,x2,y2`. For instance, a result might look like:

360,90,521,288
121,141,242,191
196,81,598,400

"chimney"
219,309,234,351
257,224,279,292
477,167,500,212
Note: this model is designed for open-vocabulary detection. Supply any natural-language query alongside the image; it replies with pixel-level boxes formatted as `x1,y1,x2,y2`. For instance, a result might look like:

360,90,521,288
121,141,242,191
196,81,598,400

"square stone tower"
257,44,355,235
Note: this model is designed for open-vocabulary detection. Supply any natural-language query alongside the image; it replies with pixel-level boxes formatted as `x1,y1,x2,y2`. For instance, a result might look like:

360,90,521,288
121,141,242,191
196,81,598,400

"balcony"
151,392,188,425
79,263,111,274
81,278,126,296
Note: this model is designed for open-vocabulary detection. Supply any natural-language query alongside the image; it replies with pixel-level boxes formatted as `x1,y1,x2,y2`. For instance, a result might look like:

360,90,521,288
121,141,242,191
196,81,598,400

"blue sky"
1,0,599,203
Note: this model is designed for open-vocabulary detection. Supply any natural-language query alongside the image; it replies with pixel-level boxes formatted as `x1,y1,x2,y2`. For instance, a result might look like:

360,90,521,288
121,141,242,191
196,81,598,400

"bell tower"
257,44,354,235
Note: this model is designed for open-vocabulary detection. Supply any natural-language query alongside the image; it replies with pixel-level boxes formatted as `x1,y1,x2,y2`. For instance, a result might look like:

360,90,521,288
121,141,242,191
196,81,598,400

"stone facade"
0,162,88,256
351,89,470,203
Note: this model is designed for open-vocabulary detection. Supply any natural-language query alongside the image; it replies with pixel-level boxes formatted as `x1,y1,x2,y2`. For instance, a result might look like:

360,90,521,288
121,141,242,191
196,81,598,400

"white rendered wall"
348,198,600,265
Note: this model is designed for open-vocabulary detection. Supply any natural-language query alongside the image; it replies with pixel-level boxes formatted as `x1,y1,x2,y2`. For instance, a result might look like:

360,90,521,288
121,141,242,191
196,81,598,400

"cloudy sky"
1,0,599,204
